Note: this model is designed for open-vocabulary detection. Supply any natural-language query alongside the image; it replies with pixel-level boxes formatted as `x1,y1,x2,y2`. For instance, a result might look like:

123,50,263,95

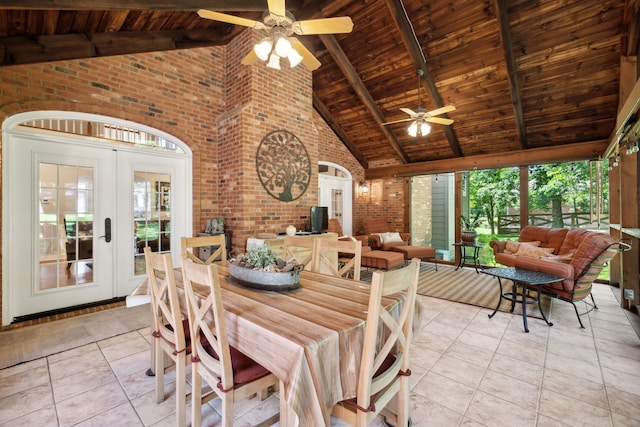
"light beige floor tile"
73,402,143,427
0,384,54,424
456,328,502,353
487,352,543,387
546,338,599,364
611,411,640,427
536,413,572,426
0,405,58,427
118,368,157,400
542,368,608,409
131,381,180,426
597,350,640,376
412,371,475,414
109,349,152,379
465,390,537,427
98,331,151,362
538,388,612,427
422,319,465,340
0,357,47,380
544,352,603,384
478,370,540,410
444,339,494,368
607,386,640,422
601,367,640,396
409,346,441,371
412,331,455,353
495,337,547,367
56,380,129,427
408,393,462,427
0,362,49,399
594,337,640,361
52,364,117,402
48,346,109,381
430,353,486,387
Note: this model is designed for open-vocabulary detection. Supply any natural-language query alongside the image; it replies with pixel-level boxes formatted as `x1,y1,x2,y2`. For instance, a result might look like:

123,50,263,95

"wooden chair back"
283,235,316,267
311,238,362,281
144,247,188,426
181,235,226,265
181,258,277,427
332,258,420,426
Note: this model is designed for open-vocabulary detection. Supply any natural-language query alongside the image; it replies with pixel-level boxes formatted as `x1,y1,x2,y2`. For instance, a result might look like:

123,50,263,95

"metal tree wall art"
256,130,311,201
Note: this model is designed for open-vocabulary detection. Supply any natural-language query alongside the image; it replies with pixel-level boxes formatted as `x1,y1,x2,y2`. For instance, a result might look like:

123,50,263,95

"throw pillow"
540,252,574,263
514,242,555,259
378,232,403,244
504,240,541,254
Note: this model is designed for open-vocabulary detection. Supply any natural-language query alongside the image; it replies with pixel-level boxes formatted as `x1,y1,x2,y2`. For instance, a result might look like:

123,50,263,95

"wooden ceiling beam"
318,33,411,164
384,0,463,158
0,29,237,66
313,92,369,169
365,140,608,179
0,1,291,11
494,0,528,149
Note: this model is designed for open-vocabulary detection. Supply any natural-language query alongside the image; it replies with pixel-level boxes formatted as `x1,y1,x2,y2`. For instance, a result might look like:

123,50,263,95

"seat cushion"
202,340,271,386
361,250,405,270
392,245,436,259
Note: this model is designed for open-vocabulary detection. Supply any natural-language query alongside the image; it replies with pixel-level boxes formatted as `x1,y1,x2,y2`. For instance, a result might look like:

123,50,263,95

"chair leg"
590,293,598,310
191,362,202,427
570,301,586,329
175,353,186,427
154,341,165,403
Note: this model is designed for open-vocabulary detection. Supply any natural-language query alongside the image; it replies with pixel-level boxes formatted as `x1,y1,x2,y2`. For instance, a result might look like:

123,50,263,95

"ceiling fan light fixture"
266,53,281,69
287,48,303,67
274,35,292,57
420,122,431,136
407,122,418,137
254,38,273,61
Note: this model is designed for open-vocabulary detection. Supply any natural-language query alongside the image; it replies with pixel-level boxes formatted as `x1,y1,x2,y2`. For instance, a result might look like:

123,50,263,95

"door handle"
99,217,112,242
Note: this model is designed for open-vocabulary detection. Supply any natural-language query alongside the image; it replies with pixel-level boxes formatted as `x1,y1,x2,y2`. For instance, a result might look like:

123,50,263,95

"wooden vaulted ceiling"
1,0,638,178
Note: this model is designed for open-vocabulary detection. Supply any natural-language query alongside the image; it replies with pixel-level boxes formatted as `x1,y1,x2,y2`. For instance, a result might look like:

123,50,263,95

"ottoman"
361,250,405,270
392,245,438,270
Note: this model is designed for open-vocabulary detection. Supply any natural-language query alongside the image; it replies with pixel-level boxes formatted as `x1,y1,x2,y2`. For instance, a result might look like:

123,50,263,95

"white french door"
319,172,353,235
3,120,190,325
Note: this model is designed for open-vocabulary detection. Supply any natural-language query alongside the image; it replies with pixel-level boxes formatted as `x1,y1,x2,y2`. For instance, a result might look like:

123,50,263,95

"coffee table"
483,267,564,332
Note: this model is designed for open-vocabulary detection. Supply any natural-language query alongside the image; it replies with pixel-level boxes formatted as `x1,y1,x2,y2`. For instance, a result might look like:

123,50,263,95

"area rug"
416,263,552,317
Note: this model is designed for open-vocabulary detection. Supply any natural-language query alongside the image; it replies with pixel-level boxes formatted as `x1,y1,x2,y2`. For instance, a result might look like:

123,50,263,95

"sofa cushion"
514,243,555,258
540,252,574,263
519,226,568,254
558,228,596,255
514,256,574,279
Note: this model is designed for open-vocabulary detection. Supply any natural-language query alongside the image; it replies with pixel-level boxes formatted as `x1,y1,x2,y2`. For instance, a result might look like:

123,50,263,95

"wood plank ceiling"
0,0,637,178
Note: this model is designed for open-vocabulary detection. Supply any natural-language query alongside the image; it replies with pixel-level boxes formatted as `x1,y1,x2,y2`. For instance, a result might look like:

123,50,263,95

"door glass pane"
133,171,171,275
39,163,94,291
331,189,343,223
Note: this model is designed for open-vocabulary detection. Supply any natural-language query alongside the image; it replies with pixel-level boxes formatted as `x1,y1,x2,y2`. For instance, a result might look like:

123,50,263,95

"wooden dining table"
129,263,415,426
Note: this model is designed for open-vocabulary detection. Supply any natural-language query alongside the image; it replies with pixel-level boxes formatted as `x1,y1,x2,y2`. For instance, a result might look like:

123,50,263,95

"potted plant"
459,213,481,242
228,246,303,291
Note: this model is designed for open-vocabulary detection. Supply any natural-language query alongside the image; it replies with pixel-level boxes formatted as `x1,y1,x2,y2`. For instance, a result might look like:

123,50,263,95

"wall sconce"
359,180,369,194
612,152,620,167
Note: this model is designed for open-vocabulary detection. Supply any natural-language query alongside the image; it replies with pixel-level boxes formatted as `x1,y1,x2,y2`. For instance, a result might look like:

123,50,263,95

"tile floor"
1,282,639,426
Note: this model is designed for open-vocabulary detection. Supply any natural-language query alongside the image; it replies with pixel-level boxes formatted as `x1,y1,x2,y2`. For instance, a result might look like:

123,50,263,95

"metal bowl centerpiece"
228,246,303,292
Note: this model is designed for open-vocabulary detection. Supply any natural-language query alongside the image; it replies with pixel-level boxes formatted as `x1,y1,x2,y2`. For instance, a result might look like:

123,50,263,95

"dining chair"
144,247,190,427
311,238,363,281
332,258,420,427
283,235,316,268
181,234,227,264
181,258,279,427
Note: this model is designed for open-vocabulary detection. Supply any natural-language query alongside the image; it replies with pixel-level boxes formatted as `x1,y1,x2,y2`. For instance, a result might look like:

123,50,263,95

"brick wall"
0,30,375,322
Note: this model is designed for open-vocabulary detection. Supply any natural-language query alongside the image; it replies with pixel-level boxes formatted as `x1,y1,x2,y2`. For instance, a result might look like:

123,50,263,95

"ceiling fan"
382,69,455,137
197,0,353,71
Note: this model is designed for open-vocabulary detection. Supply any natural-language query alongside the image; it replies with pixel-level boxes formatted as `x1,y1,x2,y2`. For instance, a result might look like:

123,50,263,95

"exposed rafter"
318,33,411,164
494,0,528,149
384,0,463,157
1,1,290,11
313,92,369,169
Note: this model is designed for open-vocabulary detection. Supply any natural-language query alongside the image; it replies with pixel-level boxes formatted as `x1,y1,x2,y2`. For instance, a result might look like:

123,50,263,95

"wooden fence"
497,213,609,234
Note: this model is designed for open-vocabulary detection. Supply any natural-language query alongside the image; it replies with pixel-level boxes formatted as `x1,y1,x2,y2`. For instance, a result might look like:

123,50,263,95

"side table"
483,267,563,332
452,241,485,273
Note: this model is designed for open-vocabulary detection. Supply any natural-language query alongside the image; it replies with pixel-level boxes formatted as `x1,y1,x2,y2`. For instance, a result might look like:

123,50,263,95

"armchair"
363,218,410,251
328,218,370,251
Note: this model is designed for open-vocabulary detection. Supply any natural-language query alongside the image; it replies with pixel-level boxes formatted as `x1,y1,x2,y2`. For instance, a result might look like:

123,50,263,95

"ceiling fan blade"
381,117,414,126
241,49,259,66
400,107,418,117
292,17,354,35
428,105,456,116
267,0,286,17
197,9,264,29
426,117,454,125
290,38,321,71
